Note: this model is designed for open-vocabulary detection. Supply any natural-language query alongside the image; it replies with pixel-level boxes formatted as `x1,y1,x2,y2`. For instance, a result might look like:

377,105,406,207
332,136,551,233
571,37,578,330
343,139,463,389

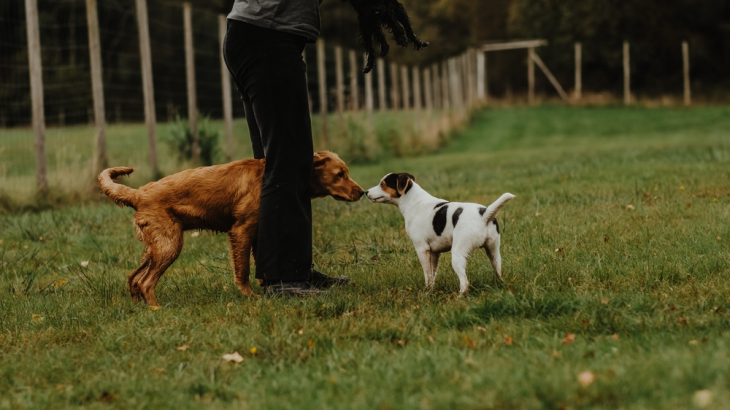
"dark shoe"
309,266,350,288
263,281,327,296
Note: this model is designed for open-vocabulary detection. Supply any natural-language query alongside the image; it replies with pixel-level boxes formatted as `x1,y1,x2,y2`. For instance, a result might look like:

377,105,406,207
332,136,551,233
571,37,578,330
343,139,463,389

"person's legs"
224,20,313,283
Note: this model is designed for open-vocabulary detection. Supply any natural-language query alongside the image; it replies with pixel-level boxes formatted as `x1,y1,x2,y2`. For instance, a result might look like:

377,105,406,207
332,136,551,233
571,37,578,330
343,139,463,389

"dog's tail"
98,167,138,209
483,193,515,222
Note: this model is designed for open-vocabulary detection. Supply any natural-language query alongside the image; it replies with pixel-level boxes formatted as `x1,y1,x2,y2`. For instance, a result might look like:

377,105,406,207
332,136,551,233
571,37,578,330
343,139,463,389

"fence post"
349,50,359,111
432,63,441,110
623,41,630,104
390,62,400,110
412,66,421,111
423,67,432,112
574,42,582,102
477,50,485,102
467,50,476,106
449,58,459,108
317,39,328,145
183,2,199,162
377,58,386,110
682,41,691,106
85,0,108,173
441,60,450,111
401,66,410,110
528,47,535,105
136,0,159,174
335,46,345,133
219,14,234,161
364,55,374,114
24,0,48,196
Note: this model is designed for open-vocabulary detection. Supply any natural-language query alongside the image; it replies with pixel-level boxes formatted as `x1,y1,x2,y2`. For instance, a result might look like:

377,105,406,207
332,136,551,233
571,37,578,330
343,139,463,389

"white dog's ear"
397,173,415,195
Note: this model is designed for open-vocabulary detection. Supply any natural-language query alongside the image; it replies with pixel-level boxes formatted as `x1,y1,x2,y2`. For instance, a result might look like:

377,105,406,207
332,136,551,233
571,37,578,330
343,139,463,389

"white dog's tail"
483,193,515,222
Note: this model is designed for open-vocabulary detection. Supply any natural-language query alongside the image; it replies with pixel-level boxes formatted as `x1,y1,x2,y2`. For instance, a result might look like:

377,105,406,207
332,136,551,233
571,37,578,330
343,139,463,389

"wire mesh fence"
1,0,482,207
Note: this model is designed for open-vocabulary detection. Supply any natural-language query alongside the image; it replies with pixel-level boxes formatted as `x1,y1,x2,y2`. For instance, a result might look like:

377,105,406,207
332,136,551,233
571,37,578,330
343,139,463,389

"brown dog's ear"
397,173,414,195
313,152,331,168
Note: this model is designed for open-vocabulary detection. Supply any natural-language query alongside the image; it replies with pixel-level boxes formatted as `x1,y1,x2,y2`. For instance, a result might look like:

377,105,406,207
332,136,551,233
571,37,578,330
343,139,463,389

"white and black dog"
366,173,515,294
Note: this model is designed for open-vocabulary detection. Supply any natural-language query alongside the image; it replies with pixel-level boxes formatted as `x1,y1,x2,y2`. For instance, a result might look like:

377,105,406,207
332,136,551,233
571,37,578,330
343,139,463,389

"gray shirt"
228,0,320,42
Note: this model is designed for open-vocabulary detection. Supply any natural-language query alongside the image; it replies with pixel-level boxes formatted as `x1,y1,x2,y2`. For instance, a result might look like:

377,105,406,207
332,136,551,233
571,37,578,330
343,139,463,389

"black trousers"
223,19,313,282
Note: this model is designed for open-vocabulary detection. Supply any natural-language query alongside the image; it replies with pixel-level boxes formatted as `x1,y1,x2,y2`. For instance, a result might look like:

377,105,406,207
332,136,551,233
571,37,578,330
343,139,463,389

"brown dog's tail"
98,167,138,209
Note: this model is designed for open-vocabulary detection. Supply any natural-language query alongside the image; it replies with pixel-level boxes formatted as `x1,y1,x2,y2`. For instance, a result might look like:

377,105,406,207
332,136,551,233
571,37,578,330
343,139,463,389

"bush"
164,114,220,166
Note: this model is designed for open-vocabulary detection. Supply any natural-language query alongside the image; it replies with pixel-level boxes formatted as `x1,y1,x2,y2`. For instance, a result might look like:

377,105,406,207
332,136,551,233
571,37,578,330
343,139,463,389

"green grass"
1,105,730,409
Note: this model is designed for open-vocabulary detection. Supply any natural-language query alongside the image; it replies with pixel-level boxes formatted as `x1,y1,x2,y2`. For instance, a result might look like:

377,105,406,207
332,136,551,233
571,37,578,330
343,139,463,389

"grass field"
1,105,729,409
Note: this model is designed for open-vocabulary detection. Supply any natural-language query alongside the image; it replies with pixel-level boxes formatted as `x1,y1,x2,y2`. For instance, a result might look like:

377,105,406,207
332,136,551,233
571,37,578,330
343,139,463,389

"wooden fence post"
448,58,459,108
623,41,630,104
441,60,450,111
412,66,421,111
390,62,400,110
317,39,328,144
183,2,199,162
24,0,47,195
219,14,234,161
335,46,344,133
467,50,476,106
377,58,386,110
85,0,107,173
136,0,159,174
528,47,535,105
682,41,691,106
401,65,410,110
477,50,485,102
574,42,582,101
432,63,441,110
423,67,432,112
349,50,359,111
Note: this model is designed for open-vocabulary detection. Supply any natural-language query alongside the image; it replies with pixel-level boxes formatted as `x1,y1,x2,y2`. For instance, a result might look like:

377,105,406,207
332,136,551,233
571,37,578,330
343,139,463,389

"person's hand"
345,0,429,73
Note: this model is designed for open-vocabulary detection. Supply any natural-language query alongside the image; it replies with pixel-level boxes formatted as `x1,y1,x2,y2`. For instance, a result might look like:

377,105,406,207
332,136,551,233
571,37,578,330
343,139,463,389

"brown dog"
98,151,363,306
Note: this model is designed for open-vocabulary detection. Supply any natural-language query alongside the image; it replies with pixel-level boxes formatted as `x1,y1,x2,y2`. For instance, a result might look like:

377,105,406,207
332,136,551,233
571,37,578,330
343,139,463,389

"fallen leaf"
222,352,244,363
371,255,379,262
692,390,713,408
226,302,233,308
562,333,576,345
611,334,619,341
461,336,474,348
80,261,89,267
600,298,610,305
686,203,692,208
626,204,635,210
200,260,206,265
555,248,563,253
55,278,67,287
149,306,161,311
464,357,476,365
427,335,434,343
223,285,228,291
677,317,688,325
31,314,44,322
250,347,257,355
395,339,408,346
577,371,595,387
680,186,684,190
713,198,717,202
504,335,513,346
176,344,189,351
476,326,487,332
191,231,200,237
308,339,315,348
717,237,722,242
689,340,699,345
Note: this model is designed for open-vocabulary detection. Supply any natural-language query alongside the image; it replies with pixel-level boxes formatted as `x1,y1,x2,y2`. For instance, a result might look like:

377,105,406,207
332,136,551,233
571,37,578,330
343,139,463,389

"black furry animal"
345,0,429,73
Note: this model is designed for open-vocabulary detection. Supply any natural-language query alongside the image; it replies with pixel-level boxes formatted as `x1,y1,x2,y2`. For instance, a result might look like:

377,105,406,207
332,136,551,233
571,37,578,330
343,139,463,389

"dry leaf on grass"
308,339,316,348
504,335,513,346
176,345,189,351
461,336,474,348
626,204,635,210
55,279,67,287
562,333,576,345
692,390,713,408
80,261,89,267
222,352,244,363
31,314,43,322
577,371,595,387
149,306,161,311
250,347,257,355
476,326,487,332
